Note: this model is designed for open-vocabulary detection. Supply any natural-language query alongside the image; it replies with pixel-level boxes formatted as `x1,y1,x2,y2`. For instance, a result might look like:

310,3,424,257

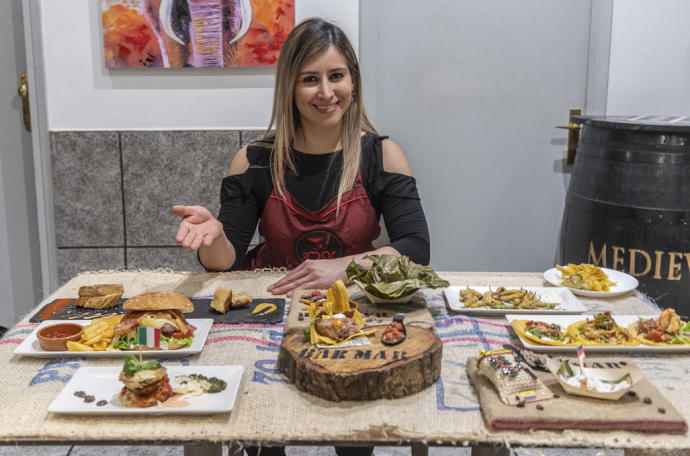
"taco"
567,312,638,346
628,308,690,346
512,319,575,346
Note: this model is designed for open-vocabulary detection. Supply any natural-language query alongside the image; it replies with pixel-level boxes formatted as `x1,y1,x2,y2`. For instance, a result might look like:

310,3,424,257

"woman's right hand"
172,205,224,251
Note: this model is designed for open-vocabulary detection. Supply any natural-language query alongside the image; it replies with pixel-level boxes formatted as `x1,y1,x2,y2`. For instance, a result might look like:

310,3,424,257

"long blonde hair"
259,18,378,209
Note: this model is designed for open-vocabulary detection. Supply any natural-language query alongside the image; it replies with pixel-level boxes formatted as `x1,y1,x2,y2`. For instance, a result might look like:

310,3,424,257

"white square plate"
506,314,690,352
48,365,243,414
14,319,213,358
443,286,586,315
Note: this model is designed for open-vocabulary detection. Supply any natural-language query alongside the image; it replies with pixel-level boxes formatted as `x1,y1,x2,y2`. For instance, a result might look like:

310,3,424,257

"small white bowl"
356,283,419,304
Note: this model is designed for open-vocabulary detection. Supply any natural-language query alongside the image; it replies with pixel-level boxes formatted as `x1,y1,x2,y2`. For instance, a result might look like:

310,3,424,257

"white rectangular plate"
506,314,690,352
444,286,586,315
48,365,243,414
14,319,213,358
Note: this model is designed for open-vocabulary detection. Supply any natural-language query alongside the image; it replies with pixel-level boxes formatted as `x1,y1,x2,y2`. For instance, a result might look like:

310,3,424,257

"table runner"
0,270,688,451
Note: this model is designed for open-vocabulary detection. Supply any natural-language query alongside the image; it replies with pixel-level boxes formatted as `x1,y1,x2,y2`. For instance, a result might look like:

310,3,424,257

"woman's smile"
313,102,339,114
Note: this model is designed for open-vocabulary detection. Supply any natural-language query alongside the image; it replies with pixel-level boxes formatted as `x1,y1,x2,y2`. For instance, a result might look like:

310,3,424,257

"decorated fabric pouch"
476,349,553,405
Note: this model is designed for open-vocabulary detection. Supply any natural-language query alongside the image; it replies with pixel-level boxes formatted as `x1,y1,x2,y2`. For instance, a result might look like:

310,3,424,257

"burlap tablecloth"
0,270,688,452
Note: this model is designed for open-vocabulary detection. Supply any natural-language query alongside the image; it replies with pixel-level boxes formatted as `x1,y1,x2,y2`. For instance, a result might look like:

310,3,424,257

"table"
0,270,688,456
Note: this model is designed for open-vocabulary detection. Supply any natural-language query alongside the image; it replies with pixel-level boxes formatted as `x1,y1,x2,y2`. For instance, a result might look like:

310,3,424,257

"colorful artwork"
102,0,294,68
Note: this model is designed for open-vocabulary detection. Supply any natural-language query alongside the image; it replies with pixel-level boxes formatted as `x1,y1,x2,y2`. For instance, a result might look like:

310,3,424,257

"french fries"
556,263,616,292
66,315,123,351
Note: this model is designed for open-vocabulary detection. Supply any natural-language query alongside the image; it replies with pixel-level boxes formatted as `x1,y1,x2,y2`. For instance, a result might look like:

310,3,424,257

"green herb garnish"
122,354,161,377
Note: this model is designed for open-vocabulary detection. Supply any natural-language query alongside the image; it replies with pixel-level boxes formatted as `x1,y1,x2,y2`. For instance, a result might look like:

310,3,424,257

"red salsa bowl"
36,323,83,351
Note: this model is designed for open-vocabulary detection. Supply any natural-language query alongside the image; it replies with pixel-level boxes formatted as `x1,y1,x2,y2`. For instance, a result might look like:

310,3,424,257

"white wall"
360,0,593,272
41,0,359,131
607,0,690,115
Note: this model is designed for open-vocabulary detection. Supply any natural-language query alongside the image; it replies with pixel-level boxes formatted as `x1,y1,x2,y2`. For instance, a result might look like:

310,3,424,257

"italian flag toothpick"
137,326,161,348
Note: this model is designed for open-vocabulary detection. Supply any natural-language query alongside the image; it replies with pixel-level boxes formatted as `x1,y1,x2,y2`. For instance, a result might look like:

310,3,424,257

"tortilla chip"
309,325,376,345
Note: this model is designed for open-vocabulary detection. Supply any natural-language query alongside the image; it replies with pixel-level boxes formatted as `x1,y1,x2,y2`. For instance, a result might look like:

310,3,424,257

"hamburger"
112,292,196,350
119,355,173,407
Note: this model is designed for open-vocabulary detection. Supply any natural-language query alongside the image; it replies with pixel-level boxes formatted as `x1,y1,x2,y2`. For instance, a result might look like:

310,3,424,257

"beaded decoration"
486,355,524,377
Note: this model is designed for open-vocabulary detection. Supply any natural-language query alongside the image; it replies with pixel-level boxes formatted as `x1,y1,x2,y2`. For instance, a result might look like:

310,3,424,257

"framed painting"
102,0,294,68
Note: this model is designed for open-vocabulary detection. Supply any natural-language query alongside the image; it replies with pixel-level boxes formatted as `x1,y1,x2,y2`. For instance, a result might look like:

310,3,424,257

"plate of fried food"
48,355,243,414
444,286,586,315
543,263,638,297
507,310,690,352
16,292,212,357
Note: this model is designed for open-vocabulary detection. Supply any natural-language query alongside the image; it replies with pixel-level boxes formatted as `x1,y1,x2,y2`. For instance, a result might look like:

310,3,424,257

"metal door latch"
17,71,31,132
555,108,581,165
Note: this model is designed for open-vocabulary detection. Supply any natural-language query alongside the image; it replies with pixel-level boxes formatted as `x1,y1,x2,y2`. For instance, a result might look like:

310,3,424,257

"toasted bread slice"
77,294,121,309
123,292,194,313
231,291,252,308
210,287,233,314
78,284,124,297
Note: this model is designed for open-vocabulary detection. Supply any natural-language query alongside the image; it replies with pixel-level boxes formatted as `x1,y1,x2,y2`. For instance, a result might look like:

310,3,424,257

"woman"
173,18,429,294
173,18,430,456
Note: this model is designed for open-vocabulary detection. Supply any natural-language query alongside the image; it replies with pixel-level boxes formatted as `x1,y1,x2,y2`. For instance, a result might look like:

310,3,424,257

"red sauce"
37,299,74,320
42,329,77,339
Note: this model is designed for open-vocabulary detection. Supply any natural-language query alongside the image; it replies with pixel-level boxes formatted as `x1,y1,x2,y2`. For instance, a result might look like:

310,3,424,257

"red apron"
246,172,380,269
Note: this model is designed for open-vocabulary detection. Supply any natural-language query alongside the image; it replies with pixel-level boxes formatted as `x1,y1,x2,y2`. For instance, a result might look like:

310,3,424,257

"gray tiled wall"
50,130,264,285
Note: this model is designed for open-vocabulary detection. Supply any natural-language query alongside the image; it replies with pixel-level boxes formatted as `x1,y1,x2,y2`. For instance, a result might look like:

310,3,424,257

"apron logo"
294,229,344,261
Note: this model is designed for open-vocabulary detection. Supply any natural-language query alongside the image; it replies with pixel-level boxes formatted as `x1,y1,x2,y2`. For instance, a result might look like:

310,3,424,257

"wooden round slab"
277,325,442,402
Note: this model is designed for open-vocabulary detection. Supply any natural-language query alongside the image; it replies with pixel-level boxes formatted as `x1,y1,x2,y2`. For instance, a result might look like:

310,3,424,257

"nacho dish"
460,287,557,310
303,280,376,345
511,319,575,346
628,308,690,346
567,312,637,346
556,263,616,292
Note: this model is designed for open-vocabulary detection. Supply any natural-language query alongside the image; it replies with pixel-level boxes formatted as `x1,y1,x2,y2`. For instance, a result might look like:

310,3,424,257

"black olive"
658,407,666,414
96,400,108,407
517,401,525,407
643,397,652,404
536,404,544,411
627,391,637,397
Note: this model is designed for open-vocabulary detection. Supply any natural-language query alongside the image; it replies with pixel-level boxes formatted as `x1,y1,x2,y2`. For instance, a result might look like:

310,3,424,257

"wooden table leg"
471,444,510,456
411,443,428,456
183,442,223,456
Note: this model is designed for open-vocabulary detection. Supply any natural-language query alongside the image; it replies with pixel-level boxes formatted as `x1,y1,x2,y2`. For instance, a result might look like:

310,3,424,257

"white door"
0,0,42,326
361,0,611,272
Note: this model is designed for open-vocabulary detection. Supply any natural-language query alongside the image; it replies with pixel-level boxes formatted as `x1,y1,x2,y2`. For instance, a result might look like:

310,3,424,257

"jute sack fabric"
0,270,688,451
285,288,435,335
467,357,687,433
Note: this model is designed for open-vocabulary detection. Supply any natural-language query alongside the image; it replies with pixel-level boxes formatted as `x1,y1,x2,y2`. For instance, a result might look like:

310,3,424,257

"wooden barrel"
560,115,690,309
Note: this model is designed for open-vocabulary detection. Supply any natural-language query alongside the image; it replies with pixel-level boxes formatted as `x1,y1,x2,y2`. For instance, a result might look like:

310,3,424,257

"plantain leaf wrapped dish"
346,254,449,300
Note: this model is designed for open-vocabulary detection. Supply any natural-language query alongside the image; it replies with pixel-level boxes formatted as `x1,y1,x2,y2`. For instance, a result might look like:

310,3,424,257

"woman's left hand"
267,257,353,295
